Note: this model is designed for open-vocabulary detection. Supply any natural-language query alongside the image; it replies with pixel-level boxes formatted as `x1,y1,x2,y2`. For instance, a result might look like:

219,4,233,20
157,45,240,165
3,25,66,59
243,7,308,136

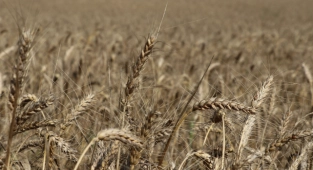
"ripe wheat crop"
1,0,313,169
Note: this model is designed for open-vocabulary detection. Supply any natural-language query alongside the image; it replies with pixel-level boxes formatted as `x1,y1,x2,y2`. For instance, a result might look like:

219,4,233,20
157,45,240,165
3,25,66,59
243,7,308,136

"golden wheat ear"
236,75,273,165
193,98,257,114
74,129,143,170
121,36,155,114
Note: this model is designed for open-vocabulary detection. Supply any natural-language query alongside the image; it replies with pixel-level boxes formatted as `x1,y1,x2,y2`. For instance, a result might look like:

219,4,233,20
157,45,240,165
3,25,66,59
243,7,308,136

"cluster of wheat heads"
1,24,313,170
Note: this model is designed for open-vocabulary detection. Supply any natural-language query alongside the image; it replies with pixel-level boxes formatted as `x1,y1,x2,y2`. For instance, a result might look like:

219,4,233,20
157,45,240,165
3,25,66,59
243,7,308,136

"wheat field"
1,0,313,169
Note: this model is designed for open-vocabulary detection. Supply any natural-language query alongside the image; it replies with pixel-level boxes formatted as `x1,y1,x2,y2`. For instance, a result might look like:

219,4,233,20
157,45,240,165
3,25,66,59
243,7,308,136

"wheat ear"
193,98,257,114
14,119,58,135
60,94,94,134
121,36,155,117
17,95,54,125
236,75,273,163
268,130,313,152
125,36,155,99
178,150,214,170
120,36,155,170
289,142,313,170
74,129,142,170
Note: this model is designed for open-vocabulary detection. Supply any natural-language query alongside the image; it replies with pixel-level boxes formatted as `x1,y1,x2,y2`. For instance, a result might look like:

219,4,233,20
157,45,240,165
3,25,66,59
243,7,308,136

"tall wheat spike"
5,28,36,170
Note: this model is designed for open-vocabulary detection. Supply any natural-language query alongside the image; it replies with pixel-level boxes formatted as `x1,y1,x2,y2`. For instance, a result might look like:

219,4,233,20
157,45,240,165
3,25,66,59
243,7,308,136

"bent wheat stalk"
158,57,214,167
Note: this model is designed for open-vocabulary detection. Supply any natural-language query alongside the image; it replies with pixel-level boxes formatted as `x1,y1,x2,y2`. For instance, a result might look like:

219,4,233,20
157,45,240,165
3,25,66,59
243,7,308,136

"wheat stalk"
158,60,213,167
